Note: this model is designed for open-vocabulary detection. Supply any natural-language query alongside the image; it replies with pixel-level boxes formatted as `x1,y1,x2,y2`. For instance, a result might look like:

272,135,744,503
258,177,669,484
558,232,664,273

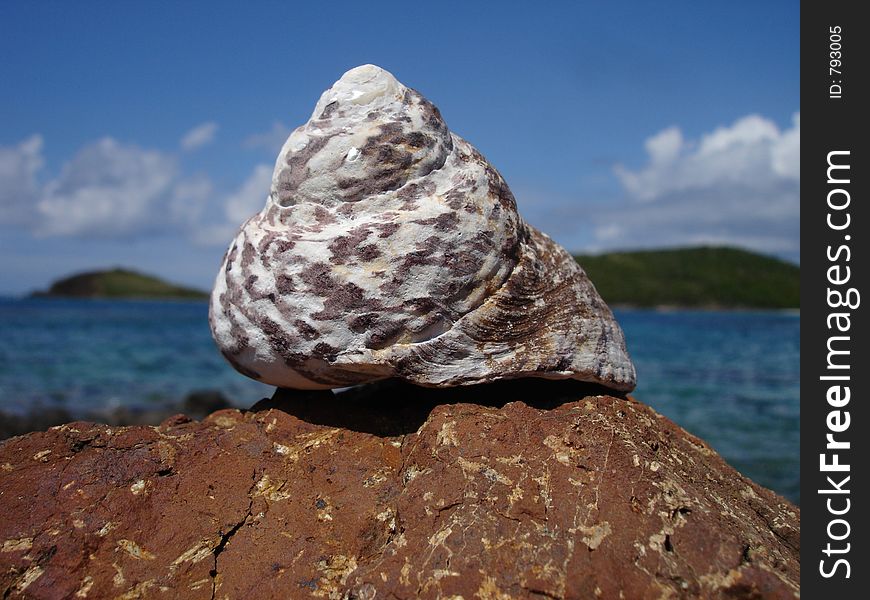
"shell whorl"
210,64,636,392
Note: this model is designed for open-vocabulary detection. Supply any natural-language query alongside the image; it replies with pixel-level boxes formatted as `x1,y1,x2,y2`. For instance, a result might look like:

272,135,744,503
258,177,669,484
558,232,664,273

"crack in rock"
210,470,256,600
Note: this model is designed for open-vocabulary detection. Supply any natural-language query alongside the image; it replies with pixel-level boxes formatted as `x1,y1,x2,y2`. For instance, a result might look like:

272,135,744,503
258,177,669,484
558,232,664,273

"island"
574,246,799,309
31,268,208,300
28,246,799,308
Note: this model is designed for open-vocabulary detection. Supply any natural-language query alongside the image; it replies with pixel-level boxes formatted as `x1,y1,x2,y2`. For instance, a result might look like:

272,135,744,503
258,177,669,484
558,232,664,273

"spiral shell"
210,65,636,392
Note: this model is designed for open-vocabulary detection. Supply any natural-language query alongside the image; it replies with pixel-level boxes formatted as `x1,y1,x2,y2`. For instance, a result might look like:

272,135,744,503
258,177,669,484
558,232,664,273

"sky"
0,0,800,295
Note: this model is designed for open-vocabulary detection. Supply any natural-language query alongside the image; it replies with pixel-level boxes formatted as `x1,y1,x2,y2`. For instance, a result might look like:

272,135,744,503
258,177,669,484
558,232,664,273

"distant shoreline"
14,245,799,308
24,295,210,304
29,267,208,301
575,246,799,310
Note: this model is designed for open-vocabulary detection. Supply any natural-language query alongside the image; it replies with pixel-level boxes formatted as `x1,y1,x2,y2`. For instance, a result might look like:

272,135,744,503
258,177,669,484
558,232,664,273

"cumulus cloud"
595,112,800,258
194,163,272,246
0,135,44,226
771,114,800,180
0,136,217,239
243,121,292,154
0,130,278,245
2,112,799,263
225,164,273,224
169,175,213,225
34,137,209,237
614,113,799,201
180,122,218,151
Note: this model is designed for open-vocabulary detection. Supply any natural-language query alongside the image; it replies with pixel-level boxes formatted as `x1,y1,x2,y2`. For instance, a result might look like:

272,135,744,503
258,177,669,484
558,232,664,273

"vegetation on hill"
31,246,798,307
33,268,208,300
574,246,799,309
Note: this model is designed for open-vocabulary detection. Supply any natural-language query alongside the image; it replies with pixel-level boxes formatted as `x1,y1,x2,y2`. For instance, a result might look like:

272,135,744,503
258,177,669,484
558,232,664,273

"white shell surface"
210,65,636,392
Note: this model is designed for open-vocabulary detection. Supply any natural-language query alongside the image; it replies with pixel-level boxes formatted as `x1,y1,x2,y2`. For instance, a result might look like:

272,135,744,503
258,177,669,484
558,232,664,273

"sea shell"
209,65,636,392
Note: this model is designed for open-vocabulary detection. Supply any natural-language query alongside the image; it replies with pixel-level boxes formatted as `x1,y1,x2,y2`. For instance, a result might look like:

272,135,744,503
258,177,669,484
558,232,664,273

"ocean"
0,298,799,503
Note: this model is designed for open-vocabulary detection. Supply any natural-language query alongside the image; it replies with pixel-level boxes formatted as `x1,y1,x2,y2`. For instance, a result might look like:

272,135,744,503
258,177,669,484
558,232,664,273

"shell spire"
209,65,636,392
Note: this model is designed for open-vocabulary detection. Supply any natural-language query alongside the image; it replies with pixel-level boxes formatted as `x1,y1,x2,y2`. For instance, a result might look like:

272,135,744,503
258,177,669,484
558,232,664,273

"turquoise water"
0,298,799,503
616,309,799,503
0,298,272,416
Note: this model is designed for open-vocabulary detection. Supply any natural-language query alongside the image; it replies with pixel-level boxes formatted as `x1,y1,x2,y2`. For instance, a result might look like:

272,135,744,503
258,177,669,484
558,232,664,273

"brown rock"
0,381,799,599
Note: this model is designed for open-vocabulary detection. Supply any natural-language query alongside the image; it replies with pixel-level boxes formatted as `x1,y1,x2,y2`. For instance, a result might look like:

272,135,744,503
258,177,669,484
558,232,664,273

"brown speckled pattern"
209,65,636,391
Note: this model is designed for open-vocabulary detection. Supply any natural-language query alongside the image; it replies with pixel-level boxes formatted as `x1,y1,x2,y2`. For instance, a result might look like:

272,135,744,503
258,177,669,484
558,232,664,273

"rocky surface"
0,391,233,441
0,381,799,599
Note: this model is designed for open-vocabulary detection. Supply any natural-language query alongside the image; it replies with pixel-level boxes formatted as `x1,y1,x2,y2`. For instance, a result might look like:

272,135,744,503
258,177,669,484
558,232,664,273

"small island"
28,246,799,307
31,268,208,300
574,246,799,309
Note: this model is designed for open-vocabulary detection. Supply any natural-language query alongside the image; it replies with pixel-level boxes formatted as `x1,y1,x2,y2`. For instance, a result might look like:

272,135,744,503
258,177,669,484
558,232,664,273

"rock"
0,391,237,442
183,390,232,418
210,64,636,392
0,381,798,599
0,408,72,440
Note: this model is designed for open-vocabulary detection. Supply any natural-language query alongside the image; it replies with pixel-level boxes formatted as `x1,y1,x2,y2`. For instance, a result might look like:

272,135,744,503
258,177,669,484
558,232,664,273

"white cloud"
771,113,800,180
0,129,277,246
194,163,272,246
170,175,213,225
614,113,799,201
180,122,218,151
594,112,800,258
0,135,44,226
34,137,208,238
244,121,292,154
3,111,800,263
645,126,683,165
225,164,272,224
589,184,799,255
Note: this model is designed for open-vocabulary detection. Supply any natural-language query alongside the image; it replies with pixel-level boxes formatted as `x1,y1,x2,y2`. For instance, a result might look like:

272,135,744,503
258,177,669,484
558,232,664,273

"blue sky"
0,1,799,295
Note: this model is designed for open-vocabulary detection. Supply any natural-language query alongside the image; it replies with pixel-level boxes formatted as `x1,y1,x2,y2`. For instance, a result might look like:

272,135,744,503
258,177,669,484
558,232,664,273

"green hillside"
34,268,208,300
574,247,799,309
31,247,797,307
